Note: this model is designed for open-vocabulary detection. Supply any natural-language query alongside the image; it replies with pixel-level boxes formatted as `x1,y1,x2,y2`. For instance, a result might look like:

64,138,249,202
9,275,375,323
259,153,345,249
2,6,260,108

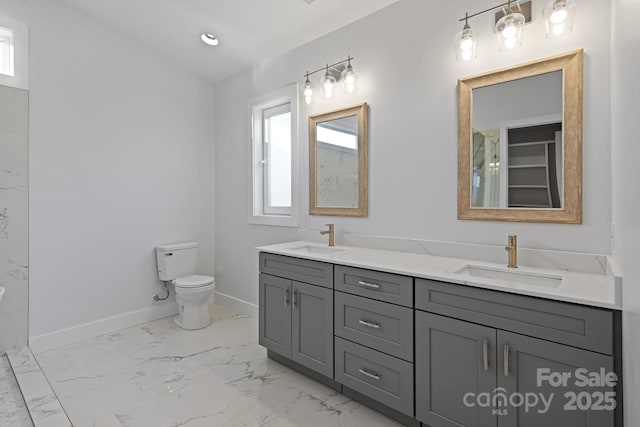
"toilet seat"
173,275,215,288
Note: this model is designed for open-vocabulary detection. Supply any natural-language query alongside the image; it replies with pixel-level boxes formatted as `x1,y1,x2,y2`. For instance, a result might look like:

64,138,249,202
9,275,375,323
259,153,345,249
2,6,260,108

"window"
0,26,14,77
249,84,299,226
0,18,28,90
262,103,292,214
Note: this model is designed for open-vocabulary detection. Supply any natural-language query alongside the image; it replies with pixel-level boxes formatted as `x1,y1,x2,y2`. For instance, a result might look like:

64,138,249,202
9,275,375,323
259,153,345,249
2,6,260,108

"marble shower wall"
317,143,358,208
0,85,29,353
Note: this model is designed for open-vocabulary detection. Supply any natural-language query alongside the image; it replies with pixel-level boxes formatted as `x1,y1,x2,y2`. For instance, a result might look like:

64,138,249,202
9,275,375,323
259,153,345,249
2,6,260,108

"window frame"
248,84,299,227
0,17,29,90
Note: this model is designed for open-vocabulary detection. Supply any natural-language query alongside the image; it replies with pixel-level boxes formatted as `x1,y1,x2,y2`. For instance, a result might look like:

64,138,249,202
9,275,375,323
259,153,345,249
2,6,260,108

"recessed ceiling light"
201,33,219,46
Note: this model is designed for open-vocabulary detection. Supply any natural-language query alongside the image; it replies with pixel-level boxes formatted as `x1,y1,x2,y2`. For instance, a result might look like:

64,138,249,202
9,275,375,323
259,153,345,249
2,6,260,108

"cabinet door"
416,311,498,427
497,331,615,427
291,281,334,377
259,273,291,357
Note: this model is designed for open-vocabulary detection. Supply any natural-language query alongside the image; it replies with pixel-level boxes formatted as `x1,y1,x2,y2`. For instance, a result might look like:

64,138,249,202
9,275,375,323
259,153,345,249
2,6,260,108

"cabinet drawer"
415,278,614,354
259,252,333,289
335,292,413,362
334,265,413,307
335,337,414,417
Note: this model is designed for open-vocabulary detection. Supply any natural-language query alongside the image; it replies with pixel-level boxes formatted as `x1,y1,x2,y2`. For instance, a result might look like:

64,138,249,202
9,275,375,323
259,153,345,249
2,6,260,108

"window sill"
249,214,299,228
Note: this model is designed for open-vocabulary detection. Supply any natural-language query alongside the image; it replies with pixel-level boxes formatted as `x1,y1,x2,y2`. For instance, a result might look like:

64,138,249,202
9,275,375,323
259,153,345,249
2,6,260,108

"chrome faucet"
505,235,518,268
320,224,335,247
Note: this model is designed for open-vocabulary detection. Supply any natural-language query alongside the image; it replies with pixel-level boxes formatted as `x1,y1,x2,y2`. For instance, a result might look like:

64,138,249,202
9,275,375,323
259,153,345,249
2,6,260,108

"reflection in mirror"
458,50,583,223
309,103,368,217
472,71,563,209
316,115,359,208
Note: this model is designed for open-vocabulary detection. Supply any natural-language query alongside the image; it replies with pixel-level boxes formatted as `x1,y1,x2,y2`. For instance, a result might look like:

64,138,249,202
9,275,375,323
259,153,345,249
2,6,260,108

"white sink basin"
455,264,562,288
0,287,4,304
286,244,346,255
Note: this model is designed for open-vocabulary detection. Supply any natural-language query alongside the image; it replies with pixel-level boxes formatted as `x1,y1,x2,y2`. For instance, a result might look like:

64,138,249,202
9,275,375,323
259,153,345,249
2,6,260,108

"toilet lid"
174,275,215,288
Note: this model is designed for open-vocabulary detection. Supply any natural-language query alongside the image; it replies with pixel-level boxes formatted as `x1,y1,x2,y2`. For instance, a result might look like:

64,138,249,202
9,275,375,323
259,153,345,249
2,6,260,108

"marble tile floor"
0,353,34,427
34,305,403,427
6,346,72,427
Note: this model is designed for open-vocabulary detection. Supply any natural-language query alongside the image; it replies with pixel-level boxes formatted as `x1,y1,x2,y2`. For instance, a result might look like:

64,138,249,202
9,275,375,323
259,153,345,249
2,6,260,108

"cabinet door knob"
358,368,381,381
483,339,489,371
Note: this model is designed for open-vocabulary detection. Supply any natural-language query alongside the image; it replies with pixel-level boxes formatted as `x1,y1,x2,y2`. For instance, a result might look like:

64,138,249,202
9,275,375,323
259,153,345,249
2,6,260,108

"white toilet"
156,242,215,330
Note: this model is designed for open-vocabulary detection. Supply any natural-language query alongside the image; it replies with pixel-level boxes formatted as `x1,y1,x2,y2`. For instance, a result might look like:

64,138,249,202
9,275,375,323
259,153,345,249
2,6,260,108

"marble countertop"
257,241,622,310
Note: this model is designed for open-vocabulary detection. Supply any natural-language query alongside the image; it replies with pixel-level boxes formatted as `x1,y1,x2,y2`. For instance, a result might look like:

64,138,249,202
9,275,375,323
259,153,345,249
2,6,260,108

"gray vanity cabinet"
259,253,621,427
335,337,414,417
415,279,616,427
415,311,498,427
335,291,414,362
416,311,616,427
259,273,292,357
291,281,333,377
497,331,614,427
259,274,334,377
259,253,335,379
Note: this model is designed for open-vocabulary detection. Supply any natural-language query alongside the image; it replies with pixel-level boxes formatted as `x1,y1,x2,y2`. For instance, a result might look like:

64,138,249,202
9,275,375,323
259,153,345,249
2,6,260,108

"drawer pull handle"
358,368,381,381
357,281,380,290
284,288,290,306
358,320,381,329
504,344,510,377
293,289,298,306
483,339,489,371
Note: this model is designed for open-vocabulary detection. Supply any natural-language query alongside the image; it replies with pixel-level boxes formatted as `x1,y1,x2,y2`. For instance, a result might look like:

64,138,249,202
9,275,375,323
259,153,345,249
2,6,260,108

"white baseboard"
29,302,178,354
214,291,258,318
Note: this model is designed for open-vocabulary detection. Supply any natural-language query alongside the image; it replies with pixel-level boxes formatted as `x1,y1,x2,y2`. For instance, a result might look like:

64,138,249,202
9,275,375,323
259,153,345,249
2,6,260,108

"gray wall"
1,0,215,347
214,0,612,308
0,85,28,353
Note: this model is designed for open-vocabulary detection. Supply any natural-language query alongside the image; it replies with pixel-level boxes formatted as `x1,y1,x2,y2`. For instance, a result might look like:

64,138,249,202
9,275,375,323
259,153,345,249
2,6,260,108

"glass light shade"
341,64,357,93
303,79,313,105
454,26,477,62
495,12,525,50
543,0,576,37
321,73,336,99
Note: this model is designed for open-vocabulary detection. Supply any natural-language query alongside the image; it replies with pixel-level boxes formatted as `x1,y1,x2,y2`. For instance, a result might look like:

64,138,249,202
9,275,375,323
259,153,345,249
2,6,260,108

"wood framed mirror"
458,50,583,224
309,103,368,217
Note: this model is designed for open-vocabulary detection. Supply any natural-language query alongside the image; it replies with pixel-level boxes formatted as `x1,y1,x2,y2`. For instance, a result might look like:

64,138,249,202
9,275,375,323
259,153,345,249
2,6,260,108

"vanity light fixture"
303,73,313,105
495,1,525,50
341,57,357,93
200,33,219,46
321,65,336,99
300,56,356,105
454,12,478,62
455,0,563,61
543,0,576,37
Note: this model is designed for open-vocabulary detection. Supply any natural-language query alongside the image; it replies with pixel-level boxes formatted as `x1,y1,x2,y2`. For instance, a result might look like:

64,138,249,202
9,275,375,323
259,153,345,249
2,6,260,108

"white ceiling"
63,0,399,82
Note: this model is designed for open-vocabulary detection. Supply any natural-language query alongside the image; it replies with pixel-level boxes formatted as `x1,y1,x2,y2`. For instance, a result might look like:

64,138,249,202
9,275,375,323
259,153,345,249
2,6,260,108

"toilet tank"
156,242,198,281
